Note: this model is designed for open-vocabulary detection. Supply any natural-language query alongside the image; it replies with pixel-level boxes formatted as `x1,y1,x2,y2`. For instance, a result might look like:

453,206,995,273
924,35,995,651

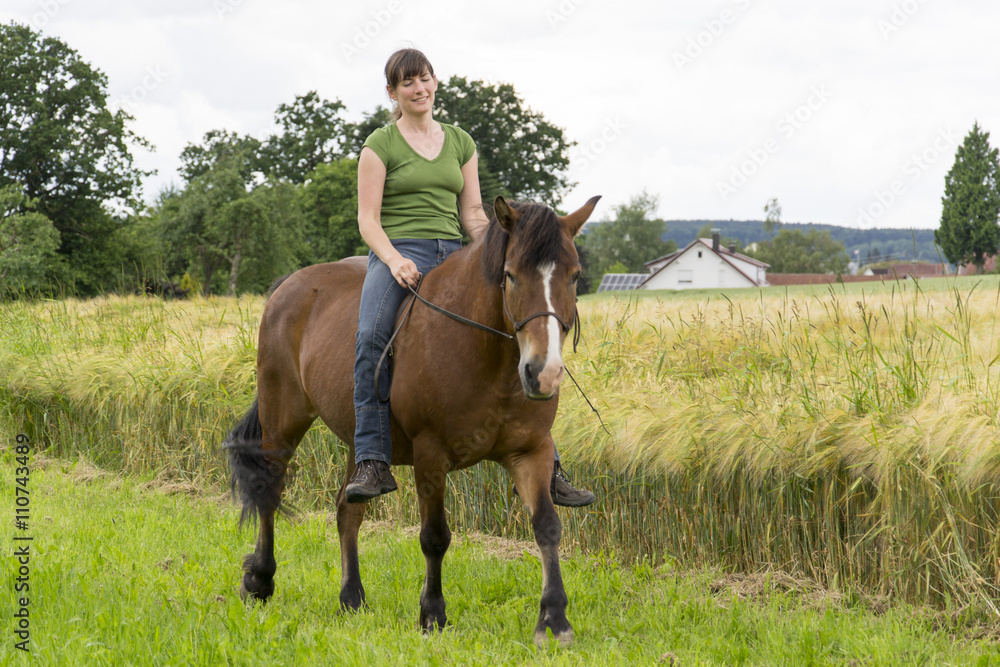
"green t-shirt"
362,122,476,240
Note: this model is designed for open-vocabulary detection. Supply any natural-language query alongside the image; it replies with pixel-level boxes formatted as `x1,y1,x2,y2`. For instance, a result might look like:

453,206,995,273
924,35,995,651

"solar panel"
596,273,647,292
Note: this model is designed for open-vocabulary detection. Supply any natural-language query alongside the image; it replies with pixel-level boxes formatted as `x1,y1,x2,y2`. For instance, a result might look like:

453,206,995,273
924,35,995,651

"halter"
374,272,608,435
501,281,582,353
374,274,580,401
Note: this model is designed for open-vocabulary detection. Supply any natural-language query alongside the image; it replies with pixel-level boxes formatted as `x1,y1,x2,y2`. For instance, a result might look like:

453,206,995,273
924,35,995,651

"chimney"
711,229,720,252
728,243,736,254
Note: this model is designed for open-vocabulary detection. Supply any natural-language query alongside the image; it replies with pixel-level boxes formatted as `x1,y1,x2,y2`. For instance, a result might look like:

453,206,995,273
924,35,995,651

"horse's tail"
223,397,288,527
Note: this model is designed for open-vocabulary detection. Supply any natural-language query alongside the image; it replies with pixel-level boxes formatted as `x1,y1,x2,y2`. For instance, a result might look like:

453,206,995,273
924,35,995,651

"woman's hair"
384,48,435,121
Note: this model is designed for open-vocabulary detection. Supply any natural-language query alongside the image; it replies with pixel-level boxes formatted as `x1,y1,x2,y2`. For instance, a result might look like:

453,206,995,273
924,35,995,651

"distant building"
641,233,769,290
863,263,947,278
596,232,769,291
958,256,998,275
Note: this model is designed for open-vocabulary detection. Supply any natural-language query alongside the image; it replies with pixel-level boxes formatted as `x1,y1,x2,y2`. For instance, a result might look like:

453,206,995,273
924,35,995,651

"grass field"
2,453,999,665
4,275,1000,616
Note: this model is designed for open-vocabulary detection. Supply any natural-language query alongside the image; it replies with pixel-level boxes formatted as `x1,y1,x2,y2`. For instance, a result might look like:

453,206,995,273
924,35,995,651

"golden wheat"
3,276,1000,608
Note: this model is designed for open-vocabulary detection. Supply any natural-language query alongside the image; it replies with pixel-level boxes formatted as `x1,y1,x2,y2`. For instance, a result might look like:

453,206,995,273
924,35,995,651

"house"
959,256,998,275
862,263,947,278
640,232,769,290
595,232,769,292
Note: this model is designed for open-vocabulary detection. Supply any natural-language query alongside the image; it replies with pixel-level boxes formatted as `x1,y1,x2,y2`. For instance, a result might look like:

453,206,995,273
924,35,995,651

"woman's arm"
358,146,420,287
458,150,490,242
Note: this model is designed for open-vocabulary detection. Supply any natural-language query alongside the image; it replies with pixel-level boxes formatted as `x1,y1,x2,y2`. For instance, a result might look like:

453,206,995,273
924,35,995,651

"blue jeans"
354,238,463,464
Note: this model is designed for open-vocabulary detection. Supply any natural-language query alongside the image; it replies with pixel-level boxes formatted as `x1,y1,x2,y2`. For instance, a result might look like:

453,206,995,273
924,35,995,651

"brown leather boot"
513,462,596,508
345,460,398,503
550,462,596,507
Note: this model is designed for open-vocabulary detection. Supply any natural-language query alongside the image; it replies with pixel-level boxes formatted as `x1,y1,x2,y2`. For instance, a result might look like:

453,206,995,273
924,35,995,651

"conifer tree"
935,121,1000,273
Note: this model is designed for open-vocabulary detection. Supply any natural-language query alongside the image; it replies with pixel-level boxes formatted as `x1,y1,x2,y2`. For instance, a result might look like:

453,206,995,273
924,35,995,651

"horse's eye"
571,272,581,283
504,271,515,286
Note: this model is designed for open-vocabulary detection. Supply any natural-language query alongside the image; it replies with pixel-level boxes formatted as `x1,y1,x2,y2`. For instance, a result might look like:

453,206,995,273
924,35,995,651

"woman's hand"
389,255,420,288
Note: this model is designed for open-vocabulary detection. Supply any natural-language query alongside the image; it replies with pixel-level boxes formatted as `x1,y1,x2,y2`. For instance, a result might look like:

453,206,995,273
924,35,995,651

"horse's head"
489,195,601,400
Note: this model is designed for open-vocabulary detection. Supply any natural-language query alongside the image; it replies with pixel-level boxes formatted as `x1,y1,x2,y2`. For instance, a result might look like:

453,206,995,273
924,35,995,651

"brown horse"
224,195,600,646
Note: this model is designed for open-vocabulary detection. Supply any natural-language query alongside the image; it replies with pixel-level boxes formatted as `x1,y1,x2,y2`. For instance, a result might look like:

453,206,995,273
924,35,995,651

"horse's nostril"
523,363,536,382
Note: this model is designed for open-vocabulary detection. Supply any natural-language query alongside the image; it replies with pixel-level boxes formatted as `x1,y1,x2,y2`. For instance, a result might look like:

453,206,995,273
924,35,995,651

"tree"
581,191,675,286
296,159,365,264
935,121,1000,273
179,130,262,184
0,22,150,293
0,185,60,296
434,76,573,205
258,92,349,183
751,228,849,273
161,129,301,295
763,197,782,234
343,105,392,158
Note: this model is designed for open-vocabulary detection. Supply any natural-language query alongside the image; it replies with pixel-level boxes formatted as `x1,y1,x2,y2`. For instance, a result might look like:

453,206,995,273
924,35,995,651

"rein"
374,276,581,400
374,274,610,436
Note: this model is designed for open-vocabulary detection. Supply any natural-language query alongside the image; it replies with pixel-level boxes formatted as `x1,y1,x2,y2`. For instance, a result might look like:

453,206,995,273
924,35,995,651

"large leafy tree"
296,159,365,263
432,76,573,205
259,91,349,183
0,22,150,293
179,130,262,183
0,185,60,296
751,228,849,273
581,191,675,286
343,104,392,158
160,132,301,295
935,121,1000,273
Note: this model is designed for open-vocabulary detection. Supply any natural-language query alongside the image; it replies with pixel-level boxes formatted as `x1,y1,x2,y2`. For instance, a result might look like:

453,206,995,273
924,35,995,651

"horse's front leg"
414,456,451,632
507,438,573,647
336,459,368,611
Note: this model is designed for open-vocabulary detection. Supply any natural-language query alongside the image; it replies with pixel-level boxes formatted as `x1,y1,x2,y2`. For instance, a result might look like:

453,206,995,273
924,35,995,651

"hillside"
661,220,942,264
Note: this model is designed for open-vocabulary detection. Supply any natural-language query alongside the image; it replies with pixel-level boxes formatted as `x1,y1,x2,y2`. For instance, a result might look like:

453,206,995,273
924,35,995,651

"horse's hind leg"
414,453,452,631
227,386,313,603
336,462,367,611
505,438,573,647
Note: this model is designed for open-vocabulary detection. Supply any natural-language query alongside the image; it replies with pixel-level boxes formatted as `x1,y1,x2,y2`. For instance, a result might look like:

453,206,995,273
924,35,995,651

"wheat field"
3,275,1000,611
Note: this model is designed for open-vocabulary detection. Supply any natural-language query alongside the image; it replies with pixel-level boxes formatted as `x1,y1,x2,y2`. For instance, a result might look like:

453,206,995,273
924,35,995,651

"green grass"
2,452,998,665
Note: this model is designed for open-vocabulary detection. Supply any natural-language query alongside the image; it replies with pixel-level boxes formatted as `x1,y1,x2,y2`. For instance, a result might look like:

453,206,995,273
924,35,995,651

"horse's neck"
451,243,507,331
428,242,513,356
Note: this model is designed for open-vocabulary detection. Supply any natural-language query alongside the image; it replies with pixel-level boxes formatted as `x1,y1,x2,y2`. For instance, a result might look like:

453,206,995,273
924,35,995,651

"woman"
345,48,594,508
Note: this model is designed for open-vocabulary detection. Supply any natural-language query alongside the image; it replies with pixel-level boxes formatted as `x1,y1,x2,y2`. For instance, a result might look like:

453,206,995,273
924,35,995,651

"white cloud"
3,0,999,228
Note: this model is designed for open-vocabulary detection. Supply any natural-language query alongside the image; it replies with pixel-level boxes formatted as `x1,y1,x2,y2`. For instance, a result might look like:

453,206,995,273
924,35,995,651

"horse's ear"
559,196,602,237
494,195,519,234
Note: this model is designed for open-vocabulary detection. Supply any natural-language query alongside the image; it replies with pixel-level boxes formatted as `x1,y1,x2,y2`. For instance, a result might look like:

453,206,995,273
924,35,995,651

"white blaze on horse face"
536,262,565,394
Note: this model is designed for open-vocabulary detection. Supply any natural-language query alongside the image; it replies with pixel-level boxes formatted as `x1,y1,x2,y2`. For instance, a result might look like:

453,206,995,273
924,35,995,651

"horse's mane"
481,202,565,285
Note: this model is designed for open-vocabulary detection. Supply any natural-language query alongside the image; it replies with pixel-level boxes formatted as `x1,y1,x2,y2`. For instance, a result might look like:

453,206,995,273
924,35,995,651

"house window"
678,269,693,284
697,251,703,258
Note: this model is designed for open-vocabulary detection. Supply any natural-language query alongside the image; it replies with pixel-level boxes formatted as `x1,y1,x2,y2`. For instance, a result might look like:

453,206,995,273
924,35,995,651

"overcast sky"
4,0,998,229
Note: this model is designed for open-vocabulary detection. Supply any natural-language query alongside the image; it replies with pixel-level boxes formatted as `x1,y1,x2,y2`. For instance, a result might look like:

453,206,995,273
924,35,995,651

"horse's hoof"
419,612,448,633
239,573,273,604
534,627,573,648
339,584,367,613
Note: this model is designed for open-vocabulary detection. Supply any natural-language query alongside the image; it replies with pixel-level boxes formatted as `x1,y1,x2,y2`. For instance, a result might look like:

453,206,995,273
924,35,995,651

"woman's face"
388,69,437,117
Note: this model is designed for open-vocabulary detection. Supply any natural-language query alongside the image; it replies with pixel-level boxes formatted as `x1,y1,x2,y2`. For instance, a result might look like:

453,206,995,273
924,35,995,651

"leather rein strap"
374,275,580,401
